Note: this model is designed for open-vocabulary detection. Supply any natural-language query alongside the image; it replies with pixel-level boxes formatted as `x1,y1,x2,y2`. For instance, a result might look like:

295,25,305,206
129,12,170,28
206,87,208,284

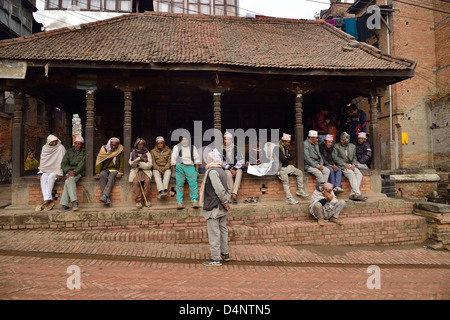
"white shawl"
38,135,66,176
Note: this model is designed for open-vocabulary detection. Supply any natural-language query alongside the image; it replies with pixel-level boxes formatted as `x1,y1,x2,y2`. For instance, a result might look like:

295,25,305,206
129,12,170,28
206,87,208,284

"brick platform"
17,171,373,206
0,195,427,247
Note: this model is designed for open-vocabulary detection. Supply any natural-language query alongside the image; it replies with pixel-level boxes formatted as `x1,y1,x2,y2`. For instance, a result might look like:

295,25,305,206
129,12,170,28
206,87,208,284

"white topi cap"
308,130,318,138
358,132,367,138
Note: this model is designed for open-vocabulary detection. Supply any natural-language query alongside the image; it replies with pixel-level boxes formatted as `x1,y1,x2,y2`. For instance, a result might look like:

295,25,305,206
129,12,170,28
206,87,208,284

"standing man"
304,130,330,184
275,133,308,205
222,132,244,205
355,132,372,169
312,106,330,144
199,149,231,267
332,132,367,201
345,104,367,145
151,136,172,199
171,136,200,209
94,137,124,205
58,136,86,212
309,182,345,226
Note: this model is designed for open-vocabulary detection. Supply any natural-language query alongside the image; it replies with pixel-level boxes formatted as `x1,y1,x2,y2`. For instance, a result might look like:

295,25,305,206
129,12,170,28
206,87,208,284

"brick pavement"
0,229,449,301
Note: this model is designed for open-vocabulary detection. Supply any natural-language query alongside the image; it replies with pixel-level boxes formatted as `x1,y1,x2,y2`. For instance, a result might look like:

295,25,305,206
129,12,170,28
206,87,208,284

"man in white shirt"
171,137,200,209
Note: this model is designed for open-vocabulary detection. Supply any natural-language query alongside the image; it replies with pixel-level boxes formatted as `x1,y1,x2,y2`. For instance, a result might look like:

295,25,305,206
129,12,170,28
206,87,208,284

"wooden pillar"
369,94,381,171
123,91,132,177
65,111,72,149
294,93,305,172
12,92,24,180
85,90,95,178
213,92,222,132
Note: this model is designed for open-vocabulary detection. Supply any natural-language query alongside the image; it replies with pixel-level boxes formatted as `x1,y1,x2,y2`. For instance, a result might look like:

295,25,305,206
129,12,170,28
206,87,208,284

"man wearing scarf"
222,132,244,205
36,134,66,211
58,136,86,212
199,149,231,267
332,132,367,201
151,136,172,199
129,138,153,209
25,151,39,175
275,133,308,205
95,137,124,205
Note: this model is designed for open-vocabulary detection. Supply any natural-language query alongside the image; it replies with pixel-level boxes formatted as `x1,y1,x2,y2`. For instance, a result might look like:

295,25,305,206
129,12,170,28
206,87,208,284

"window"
47,0,59,9
90,0,101,10
119,0,131,12
11,0,19,17
105,0,116,11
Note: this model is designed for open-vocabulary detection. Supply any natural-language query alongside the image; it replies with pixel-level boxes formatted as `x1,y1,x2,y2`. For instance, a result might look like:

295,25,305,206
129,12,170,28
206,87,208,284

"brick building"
0,12,415,206
342,0,449,173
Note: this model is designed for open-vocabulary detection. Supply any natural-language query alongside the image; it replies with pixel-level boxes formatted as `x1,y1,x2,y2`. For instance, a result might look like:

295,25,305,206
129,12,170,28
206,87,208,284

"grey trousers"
60,174,82,206
278,165,304,199
206,215,229,261
306,166,331,184
99,170,117,197
313,200,346,220
342,167,363,196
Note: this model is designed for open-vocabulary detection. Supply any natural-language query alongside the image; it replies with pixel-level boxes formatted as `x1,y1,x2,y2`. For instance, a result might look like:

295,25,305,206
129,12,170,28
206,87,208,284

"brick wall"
26,172,373,205
0,113,12,163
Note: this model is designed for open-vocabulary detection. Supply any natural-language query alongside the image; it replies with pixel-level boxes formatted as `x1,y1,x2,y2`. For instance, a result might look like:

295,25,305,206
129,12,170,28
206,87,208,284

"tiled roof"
0,12,415,71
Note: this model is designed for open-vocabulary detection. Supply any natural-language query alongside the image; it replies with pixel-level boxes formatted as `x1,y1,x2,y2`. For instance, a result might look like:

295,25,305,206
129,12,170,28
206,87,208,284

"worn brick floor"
0,230,449,302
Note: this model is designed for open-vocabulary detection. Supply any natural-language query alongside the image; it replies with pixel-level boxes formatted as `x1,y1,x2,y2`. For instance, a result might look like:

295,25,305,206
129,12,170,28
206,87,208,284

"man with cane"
129,138,153,209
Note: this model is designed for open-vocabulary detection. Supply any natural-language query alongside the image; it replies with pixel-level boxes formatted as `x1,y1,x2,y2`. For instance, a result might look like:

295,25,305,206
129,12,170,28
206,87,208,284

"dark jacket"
61,147,86,176
319,142,336,166
356,140,372,166
275,141,293,168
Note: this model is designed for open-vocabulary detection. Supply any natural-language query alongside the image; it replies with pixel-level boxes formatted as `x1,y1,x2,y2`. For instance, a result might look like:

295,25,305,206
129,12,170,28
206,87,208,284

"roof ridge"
321,22,415,69
0,13,141,48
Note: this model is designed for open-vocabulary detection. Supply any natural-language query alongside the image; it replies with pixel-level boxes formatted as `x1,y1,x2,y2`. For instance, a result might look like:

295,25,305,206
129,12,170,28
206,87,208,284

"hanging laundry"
357,14,371,42
344,18,358,40
335,19,345,30
326,19,336,27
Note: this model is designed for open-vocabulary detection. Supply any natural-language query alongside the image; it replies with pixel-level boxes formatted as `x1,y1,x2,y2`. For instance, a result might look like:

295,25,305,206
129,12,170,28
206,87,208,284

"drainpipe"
386,0,393,141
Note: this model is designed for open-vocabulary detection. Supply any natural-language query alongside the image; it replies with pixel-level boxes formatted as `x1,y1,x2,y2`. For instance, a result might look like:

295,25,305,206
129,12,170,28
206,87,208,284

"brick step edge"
0,200,414,230
58,215,427,247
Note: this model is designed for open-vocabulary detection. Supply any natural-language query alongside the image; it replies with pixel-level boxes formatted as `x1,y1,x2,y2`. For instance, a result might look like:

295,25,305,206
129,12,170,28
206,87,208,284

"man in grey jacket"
200,149,232,267
304,130,330,184
332,132,367,201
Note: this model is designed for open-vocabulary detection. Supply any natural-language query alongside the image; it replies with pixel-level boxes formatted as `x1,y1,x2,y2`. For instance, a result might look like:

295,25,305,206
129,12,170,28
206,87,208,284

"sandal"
43,202,55,211
244,197,254,203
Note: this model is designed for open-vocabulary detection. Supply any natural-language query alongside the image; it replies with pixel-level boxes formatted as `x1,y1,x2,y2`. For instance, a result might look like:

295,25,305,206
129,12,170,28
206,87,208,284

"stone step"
58,215,427,247
0,197,414,231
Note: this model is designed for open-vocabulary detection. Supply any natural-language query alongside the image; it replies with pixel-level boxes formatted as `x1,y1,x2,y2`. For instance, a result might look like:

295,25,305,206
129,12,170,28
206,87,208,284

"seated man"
319,134,344,194
304,130,330,184
58,136,86,212
356,132,372,170
36,134,66,212
222,132,244,205
94,137,124,205
332,132,367,201
25,151,40,176
151,136,172,199
275,133,308,205
309,182,345,226
171,136,200,209
129,138,152,209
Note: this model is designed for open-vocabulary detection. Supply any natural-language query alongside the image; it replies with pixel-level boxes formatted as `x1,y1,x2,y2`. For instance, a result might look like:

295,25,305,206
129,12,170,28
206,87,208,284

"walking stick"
138,170,150,208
